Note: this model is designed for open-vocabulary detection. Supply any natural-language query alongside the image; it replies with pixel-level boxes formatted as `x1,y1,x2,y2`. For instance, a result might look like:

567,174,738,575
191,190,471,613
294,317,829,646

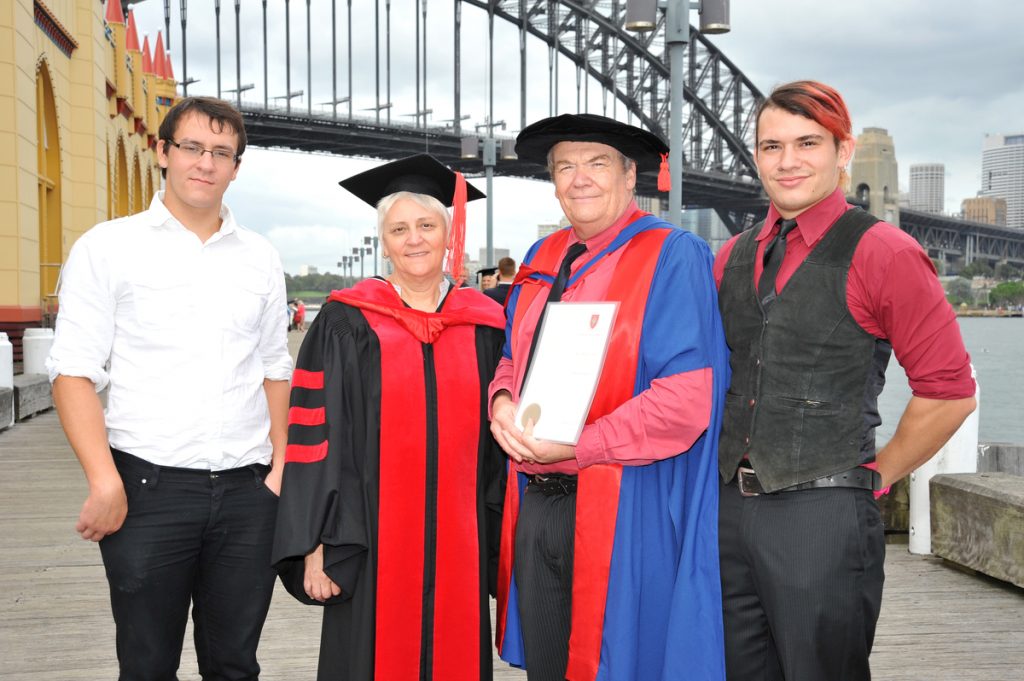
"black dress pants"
719,477,885,681
100,450,279,681
514,484,577,681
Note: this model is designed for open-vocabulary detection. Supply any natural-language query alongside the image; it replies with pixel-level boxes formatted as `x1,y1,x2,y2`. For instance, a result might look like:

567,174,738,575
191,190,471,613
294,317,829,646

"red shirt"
713,188,974,400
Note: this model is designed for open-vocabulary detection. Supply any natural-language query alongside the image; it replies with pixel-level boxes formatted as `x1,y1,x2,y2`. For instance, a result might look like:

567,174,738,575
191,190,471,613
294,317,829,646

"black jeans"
719,477,885,681
100,450,279,681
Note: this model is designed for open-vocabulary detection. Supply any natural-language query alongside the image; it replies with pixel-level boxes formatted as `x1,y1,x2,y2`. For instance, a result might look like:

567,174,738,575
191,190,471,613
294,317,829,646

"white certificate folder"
515,301,619,445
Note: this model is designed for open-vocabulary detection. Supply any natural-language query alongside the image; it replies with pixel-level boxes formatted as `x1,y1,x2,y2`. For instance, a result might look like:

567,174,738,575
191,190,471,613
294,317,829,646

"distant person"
293,299,306,332
714,80,976,680
489,113,729,681
288,299,298,331
478,266,498,291
46,96,291,680
483,256,516,305
272,154,507,681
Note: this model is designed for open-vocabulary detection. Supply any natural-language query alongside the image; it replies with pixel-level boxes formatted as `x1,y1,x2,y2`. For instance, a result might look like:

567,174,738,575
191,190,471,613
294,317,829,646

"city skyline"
129,0,1024,275
981,133,1024,229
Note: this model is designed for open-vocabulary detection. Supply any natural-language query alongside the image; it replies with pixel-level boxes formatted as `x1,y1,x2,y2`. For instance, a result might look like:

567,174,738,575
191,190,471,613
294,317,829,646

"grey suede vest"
717,208,891,492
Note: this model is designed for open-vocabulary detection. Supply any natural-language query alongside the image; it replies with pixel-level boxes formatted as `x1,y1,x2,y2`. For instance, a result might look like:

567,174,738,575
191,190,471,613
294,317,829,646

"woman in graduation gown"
272,154,507,681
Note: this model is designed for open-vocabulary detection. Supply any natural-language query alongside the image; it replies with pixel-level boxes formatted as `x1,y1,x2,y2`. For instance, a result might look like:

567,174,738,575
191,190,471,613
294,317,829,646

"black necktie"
757,218,798,308
523,241,588,381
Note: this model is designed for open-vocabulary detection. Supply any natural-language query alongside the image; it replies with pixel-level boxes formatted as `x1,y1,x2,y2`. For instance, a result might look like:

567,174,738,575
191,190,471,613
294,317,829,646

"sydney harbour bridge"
149,0,1023,267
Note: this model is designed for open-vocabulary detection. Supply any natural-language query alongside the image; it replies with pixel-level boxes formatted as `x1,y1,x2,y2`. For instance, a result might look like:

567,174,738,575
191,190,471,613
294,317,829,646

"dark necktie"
757,218,798,308
523,241,588,381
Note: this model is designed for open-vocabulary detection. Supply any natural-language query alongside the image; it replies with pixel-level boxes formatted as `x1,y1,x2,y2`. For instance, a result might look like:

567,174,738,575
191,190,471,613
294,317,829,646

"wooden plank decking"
1,395,1020,678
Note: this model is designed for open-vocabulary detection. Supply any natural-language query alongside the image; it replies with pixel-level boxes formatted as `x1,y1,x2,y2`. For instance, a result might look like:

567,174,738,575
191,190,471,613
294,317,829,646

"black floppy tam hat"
338,154,485,281
338,153,485,208
515,113,670,177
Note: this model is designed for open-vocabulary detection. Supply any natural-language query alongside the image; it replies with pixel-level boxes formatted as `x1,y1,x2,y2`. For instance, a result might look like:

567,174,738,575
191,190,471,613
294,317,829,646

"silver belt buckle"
737,466,762,497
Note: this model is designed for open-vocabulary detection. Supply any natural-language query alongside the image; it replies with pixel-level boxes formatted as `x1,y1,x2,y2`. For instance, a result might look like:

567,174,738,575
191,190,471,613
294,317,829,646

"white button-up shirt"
47,193,293,470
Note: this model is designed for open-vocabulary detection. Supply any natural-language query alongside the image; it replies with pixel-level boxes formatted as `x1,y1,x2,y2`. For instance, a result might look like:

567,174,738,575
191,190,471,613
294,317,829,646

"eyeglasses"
165,139,240,165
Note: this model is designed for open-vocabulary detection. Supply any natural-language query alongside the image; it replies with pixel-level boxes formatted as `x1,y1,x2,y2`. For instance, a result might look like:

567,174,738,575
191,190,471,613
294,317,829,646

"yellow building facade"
0,0,175,356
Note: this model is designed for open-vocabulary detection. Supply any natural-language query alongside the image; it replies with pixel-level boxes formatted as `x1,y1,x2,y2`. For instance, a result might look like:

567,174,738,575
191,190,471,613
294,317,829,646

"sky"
128,0,1024,276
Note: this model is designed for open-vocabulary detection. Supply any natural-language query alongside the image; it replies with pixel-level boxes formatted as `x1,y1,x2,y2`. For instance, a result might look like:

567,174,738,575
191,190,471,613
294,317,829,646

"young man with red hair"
714,80,975,680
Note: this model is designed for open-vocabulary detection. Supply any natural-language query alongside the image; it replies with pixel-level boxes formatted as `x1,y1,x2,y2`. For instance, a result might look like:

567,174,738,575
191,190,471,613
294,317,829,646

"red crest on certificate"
589,314,599,329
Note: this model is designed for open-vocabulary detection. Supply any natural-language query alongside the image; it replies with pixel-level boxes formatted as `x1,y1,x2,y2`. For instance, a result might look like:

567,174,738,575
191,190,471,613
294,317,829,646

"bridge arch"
459,0,762,181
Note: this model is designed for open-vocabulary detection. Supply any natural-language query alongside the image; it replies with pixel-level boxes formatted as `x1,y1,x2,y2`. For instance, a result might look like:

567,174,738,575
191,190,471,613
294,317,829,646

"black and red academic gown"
272,277,507,681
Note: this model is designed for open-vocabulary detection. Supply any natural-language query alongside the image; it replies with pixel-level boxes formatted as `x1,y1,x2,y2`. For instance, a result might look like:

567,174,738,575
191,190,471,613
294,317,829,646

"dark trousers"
514,484,577,681
719,477,885,681
100,450,279,681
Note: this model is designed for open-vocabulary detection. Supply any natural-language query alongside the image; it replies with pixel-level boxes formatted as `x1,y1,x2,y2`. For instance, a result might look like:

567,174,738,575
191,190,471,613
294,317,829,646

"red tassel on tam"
657,153,671,192
446,171,469,283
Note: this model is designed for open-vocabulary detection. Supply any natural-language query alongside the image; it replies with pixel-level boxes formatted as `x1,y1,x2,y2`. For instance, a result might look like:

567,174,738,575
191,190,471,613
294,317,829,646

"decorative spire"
104,0,125,25
125,10,141,51
164,49,174,80
141,35,153,74
152,32,166,78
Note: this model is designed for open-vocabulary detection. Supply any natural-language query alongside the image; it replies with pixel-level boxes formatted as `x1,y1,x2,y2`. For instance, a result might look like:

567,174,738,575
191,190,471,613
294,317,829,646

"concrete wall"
978,443,1024,476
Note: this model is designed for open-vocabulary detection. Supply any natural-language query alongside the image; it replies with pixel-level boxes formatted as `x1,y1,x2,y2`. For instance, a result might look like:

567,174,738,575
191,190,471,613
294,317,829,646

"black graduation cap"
476,266,498,281
515,113,669,172
339,153,486,208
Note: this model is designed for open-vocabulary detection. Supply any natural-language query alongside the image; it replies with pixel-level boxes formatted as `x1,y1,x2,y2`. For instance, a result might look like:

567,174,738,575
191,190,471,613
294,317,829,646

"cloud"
131,0,1024,267
220,146,560,274
714,0,1024,212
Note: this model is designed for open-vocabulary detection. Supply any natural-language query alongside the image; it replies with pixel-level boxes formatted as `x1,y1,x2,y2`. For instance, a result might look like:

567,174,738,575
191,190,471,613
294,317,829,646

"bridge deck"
1,386,1020,679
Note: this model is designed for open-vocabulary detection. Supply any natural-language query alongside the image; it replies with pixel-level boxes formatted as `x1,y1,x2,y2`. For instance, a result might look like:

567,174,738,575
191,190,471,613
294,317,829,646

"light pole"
338,256,353,284
352,247,364,280
224,83,254,107
625,0,730,226
215,0,221,98
180,0,189,95
272,91,304,108
461,126,516,267
363,235,379,276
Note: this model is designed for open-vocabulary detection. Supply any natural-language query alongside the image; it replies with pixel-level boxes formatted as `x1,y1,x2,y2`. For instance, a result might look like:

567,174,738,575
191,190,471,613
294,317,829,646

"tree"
995,262,1022,281
945,277,974,307
958,260,993,279
285,272,348,295
988,281,1024,308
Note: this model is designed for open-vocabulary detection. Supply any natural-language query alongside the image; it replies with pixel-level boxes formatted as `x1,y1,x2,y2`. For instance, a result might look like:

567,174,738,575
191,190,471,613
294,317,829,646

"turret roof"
105,0,124,25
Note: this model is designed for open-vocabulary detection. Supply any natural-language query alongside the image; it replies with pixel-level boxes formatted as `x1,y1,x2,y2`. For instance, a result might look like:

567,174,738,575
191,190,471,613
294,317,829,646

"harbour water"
877,317,1023,445
301,305,1021,444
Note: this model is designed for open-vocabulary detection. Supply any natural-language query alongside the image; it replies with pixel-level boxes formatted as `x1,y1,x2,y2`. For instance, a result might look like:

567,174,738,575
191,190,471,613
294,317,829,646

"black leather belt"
527,473,578,496
736,465,879,497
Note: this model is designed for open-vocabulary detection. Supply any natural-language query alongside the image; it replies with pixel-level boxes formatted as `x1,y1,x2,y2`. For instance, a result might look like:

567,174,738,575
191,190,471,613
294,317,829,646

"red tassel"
446,172,469,284
657,153,671,192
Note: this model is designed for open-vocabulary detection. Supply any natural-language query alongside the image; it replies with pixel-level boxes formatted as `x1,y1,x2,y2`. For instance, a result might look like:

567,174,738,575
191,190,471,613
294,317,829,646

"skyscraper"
909,163,945,213
981,133,1024,229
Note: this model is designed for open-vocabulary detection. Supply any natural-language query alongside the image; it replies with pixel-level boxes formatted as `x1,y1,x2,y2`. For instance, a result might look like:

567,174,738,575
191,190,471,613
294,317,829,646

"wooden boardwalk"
1,394,1021,678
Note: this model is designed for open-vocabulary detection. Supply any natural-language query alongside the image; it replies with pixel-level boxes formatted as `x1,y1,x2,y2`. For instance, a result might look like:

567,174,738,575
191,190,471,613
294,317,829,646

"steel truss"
900,209,1024,266
166,2,1024,249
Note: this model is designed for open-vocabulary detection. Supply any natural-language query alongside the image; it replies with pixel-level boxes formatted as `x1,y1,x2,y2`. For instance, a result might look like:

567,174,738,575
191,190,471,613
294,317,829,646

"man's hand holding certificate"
515,302,618,445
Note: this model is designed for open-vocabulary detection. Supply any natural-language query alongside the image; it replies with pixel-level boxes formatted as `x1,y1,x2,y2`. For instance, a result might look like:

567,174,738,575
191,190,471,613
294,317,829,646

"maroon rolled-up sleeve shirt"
713,188,975,401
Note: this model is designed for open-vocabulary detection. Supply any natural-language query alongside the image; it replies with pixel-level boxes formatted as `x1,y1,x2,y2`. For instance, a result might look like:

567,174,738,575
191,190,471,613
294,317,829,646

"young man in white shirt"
47,97,292,680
